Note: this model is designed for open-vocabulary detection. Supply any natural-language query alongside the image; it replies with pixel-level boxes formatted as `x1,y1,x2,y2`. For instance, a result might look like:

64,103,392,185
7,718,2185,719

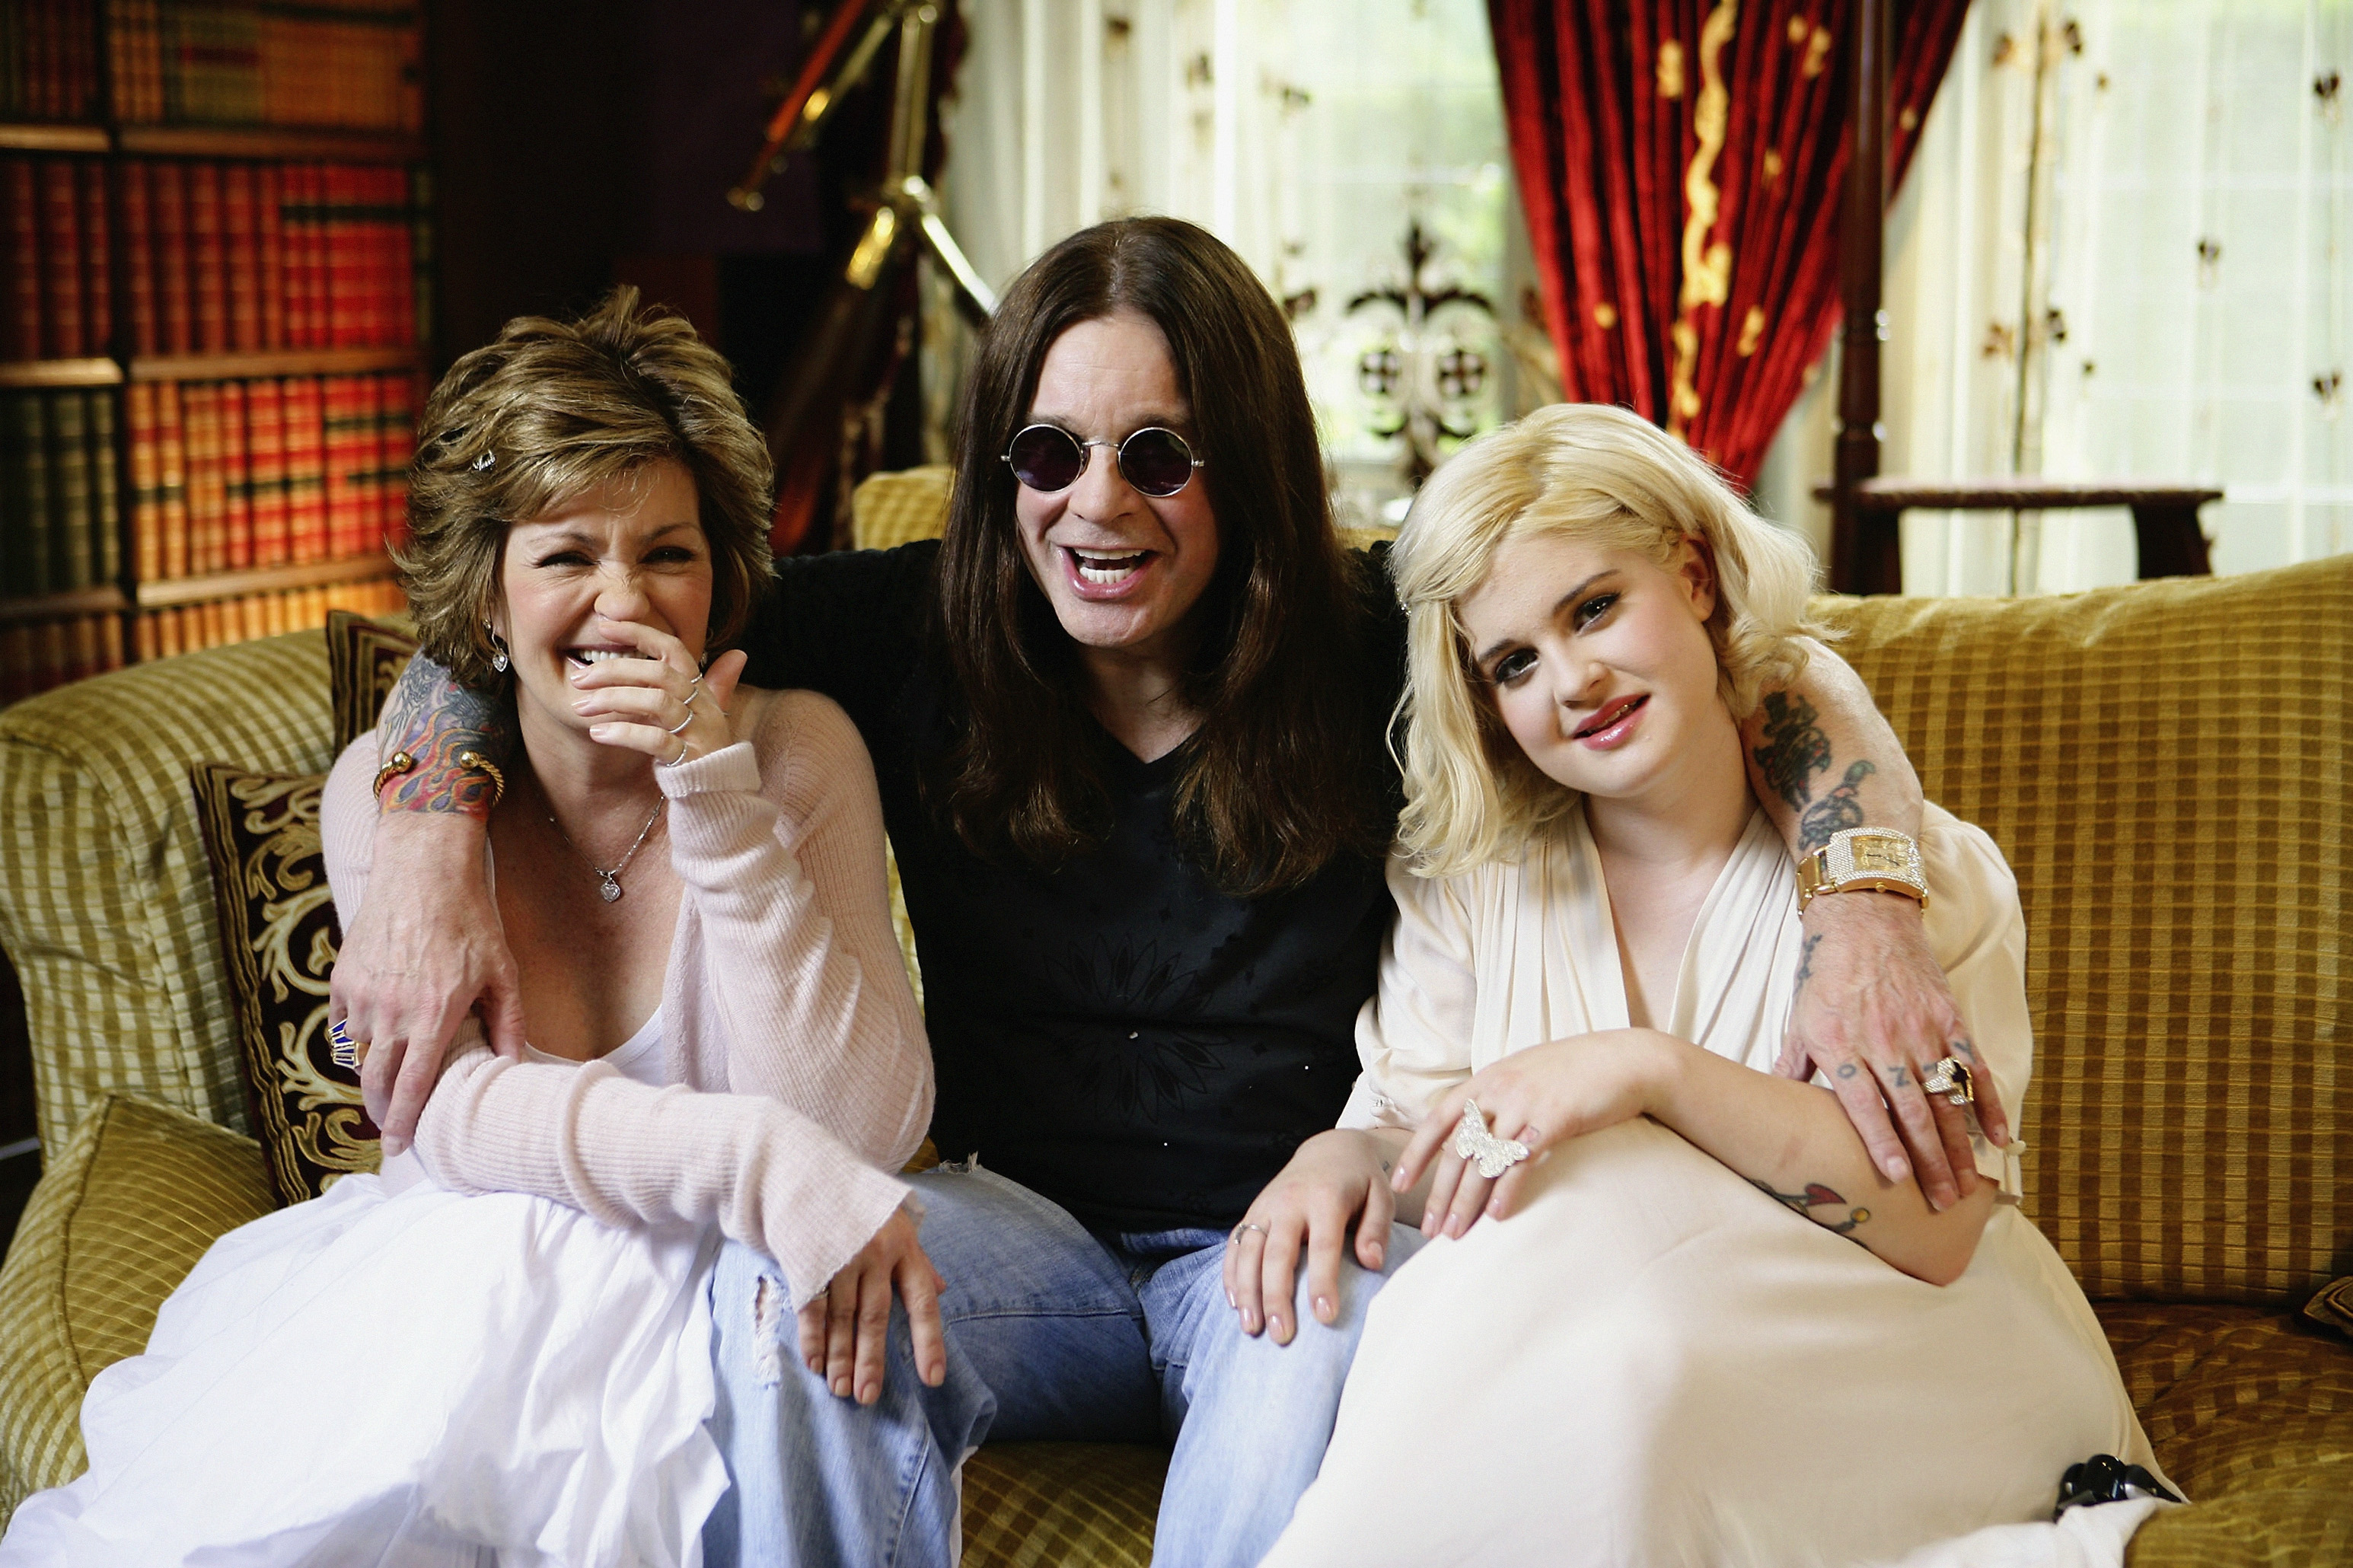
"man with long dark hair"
336,218,1997,1566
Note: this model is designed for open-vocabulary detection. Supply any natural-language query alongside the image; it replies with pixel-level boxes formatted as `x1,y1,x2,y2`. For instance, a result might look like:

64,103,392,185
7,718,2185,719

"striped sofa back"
1821,555,2350,1305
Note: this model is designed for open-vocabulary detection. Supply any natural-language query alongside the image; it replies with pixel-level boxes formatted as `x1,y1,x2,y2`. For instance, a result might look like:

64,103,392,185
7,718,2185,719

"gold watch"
1797,827,1927,913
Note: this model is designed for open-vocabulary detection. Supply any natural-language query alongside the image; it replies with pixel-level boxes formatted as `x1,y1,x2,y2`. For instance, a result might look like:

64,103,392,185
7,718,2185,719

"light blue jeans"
700,1160,1424,1568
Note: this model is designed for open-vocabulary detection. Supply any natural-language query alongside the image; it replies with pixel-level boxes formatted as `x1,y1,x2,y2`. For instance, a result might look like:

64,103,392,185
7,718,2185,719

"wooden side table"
1814,480,2223,594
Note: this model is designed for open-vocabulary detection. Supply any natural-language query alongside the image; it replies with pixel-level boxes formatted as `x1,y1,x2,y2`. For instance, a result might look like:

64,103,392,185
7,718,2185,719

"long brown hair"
931,217,1394,895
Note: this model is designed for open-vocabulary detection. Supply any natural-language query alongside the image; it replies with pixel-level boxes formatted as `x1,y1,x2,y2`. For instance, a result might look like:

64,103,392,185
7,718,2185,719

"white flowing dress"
1264,803,2171,1568
0,1018,726,1568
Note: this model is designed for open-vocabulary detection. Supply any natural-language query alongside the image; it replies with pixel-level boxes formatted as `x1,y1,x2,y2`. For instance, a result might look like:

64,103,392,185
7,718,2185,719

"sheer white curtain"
1756,0,2350,592
932,0,1531,523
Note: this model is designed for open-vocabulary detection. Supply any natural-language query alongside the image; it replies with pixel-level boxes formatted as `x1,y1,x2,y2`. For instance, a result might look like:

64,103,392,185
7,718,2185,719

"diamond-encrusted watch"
1796,827,1928,913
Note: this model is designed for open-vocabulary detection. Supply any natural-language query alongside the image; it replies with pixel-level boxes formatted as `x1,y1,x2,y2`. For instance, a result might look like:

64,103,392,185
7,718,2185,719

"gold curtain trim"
1668,0,1738,437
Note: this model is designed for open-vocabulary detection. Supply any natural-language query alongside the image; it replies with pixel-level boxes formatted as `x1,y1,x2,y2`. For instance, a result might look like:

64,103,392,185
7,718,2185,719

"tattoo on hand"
1751,1178,1872,1236
1796,760,1877,852
1793,932,1823,995
1838,1062,1859,1079
1952,1038,1976,1060
1887,1063,1909,1087
1751,693,1832,810
377,658,515,819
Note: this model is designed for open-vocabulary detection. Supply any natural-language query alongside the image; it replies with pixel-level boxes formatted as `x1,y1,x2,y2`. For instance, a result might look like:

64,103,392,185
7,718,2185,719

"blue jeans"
701,1160,1424,1568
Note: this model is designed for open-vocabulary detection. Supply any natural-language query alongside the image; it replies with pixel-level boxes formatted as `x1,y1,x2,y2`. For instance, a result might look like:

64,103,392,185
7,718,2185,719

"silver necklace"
546,795,665,903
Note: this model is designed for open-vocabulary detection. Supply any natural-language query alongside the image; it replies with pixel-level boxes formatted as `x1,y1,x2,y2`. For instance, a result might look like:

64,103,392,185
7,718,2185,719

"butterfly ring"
1452,1101,1531,1179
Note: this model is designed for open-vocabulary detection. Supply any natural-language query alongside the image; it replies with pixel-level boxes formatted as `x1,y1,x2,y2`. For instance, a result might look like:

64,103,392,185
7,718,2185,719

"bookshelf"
0,0,429,705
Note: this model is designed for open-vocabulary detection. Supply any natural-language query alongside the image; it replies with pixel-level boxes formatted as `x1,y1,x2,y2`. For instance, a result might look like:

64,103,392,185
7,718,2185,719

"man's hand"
330,812,525,1152
1776,893,2008,1210
1223,1129,1399,1345
795,1205,947,1405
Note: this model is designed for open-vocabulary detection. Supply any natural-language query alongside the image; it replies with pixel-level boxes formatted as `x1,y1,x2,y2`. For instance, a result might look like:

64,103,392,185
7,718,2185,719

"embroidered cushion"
189,761,378,1206
324,608,419,755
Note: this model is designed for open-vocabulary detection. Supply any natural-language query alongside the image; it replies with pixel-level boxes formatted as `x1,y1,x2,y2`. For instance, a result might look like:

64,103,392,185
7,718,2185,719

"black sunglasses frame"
1000,424,1207,499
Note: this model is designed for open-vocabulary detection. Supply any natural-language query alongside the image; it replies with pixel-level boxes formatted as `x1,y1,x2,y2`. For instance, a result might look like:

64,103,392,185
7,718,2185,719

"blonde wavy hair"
398,287,774,688
1392,403,1825,877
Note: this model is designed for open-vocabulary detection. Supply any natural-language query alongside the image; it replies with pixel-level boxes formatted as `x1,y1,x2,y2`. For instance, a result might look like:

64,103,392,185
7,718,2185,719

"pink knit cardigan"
321,687,934,1308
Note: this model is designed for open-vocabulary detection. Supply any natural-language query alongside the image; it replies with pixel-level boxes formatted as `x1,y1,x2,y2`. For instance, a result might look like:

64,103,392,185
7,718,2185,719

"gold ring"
1921,1056,1975,1106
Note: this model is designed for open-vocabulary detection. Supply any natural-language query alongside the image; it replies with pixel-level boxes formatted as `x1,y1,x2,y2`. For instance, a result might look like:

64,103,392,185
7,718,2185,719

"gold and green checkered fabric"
0,633,340,1149
2095,1302,2353,1564
964,1442,1166,1567
0,1095,277,1522
851,465,957,553
1819,556,2351,1305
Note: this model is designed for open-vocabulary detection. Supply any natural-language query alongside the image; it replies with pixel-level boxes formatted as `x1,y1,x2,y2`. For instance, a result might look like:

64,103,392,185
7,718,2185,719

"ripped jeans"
699,1159,1425,1568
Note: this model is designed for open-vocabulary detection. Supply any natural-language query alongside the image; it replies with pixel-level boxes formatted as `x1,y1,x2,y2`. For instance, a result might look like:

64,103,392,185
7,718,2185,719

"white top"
523,1006,666,1086
1341,800,2027,1195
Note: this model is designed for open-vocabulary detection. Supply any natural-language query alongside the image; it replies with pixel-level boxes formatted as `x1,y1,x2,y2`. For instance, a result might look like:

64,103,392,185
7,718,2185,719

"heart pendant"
598,875,622,903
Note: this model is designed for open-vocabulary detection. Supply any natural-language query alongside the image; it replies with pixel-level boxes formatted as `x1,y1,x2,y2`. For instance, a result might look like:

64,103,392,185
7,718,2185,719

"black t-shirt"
738,540,1406,1232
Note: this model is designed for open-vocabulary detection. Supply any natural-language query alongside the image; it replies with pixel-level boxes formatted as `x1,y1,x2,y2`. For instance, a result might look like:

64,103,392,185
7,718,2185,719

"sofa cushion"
2095,1301,2353,1563
964,1442,1163,1568
0,1095,276,1519
1819,556,2352,1305
2304,1277,2353,1340
190,762,378,1206
323,608,418,755
0,633,340,1146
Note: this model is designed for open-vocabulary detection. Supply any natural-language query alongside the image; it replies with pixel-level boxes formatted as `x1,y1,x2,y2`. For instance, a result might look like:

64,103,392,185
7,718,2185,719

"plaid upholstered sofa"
1,539,2348,1564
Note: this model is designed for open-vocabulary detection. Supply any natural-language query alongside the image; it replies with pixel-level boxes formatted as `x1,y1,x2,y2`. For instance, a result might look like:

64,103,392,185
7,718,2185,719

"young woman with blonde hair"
1257,403,2171,1567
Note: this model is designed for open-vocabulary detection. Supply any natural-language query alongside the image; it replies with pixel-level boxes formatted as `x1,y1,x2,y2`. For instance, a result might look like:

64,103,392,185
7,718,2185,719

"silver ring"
1921,1056,1975,1107
664,736,690,767
1452,1099,1531,1178
1228,1220,1269,1246
665,707,694,735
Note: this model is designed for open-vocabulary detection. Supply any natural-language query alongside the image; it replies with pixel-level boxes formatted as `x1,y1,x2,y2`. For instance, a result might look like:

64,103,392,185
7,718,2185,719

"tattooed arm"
1738,646,2008,1212
327,653,528,1152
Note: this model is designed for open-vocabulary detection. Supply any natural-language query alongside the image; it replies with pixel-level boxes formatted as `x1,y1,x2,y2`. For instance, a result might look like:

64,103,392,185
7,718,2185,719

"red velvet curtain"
1491,0,1969,484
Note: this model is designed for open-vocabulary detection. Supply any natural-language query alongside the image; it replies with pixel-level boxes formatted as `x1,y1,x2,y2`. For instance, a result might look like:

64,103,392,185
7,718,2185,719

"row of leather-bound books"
1,370,416,598
1,0,422,132
0,574,406,704
106,0,423,132
2,152,427,362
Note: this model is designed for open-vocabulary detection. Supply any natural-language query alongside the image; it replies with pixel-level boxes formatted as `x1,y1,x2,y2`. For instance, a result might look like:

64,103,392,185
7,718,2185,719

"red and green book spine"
379,368,415,549
120,158,157,356
77,159,108,356
127,380,159,582
4,159,38,362
223,161,259,352
321,374,356,554
49,387,91,590
151,159,190,355
282,375,323,563
189,160,226,354
256,162,283,349
155,380,187,579
11,394,53,593
88,387,120,585
180,379,217,575
38,158,82,359
219,378,250,569
247,374,285,566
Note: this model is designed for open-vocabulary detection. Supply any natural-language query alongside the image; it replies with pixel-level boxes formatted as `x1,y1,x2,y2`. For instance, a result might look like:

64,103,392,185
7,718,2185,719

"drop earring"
486,623,510,674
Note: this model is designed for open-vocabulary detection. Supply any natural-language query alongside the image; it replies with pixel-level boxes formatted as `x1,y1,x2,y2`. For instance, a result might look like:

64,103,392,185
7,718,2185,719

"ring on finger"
665,736,690,767
1921,1056,1975,1106
665,706,694,735
1229,1220,1269,1246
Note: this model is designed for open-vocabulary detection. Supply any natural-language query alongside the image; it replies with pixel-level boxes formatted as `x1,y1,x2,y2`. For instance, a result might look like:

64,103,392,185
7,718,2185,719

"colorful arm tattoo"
1751,1178,1872,1238
375,654,515,820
